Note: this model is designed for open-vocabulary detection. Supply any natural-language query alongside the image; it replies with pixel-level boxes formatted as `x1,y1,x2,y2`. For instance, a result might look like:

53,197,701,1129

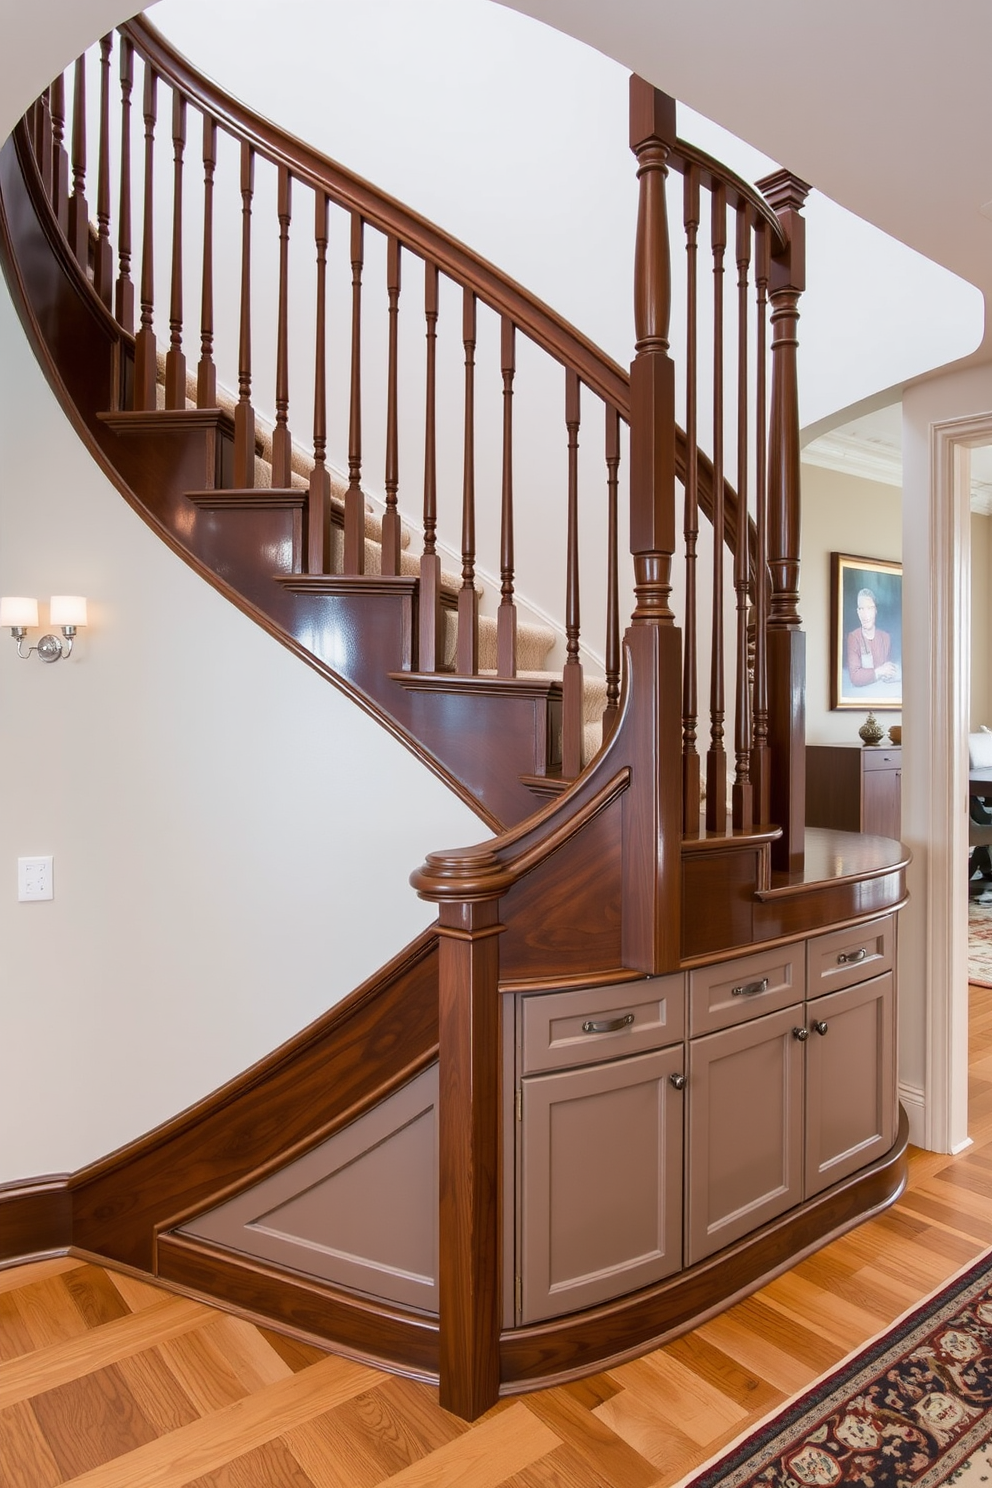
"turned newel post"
623,77,682,974
757,169,810,873
629,77,676,626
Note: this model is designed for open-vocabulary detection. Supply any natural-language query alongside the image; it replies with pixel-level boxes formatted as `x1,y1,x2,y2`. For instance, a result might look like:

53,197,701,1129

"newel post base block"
436,897,504,1420
767,627,806,875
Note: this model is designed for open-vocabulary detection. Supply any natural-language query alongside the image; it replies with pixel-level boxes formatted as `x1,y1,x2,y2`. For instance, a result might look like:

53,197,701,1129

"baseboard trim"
899,1082,926,1149
156,1230,439,1382
0,1174,72,1264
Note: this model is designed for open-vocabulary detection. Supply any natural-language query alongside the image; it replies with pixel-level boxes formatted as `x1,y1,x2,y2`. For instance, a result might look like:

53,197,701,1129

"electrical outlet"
18,856,53,901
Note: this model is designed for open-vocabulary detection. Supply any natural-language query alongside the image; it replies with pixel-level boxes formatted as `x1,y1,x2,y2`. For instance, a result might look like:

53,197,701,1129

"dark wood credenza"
806,744,902,838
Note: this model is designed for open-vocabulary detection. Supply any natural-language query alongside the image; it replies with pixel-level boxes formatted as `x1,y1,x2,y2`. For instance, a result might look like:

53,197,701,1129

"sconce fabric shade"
0,596,39,628
50,595,88,628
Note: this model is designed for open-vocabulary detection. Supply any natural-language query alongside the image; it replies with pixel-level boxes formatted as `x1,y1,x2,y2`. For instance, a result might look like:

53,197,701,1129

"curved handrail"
669,138,787,254
123,17,629,416
122,15,754,556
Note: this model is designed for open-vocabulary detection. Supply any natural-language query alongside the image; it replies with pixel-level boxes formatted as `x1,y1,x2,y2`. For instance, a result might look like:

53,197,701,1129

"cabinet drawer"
689,944,805,1036
519,975,684,1075
861,749,901,772
808,915,893,998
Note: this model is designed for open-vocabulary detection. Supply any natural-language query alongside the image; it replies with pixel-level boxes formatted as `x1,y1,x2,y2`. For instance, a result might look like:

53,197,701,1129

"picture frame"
830,553,903,711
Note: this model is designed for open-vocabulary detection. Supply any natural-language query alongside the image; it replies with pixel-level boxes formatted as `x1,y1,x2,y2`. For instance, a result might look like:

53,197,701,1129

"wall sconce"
0,596,88,662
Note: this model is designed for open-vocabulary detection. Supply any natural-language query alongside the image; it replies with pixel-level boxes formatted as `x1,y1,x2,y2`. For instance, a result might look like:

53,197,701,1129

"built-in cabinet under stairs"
0,17,910,1422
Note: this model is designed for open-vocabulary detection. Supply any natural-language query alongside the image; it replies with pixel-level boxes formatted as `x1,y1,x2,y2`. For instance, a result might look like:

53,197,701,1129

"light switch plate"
18,856,53,901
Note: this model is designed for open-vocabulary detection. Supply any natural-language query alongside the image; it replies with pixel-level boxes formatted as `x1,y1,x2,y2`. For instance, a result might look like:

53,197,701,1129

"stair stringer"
0,119,564,831
63,926,446,1376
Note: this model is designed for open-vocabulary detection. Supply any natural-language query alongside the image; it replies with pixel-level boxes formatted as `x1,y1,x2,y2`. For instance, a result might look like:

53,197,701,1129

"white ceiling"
1,0,988,434
502,0,992,364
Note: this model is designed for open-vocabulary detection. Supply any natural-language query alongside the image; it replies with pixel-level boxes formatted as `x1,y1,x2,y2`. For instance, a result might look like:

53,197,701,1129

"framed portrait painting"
831,553,903,710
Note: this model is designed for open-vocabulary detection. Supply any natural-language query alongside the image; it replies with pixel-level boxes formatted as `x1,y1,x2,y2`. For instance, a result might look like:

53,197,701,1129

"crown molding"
802,429,902,487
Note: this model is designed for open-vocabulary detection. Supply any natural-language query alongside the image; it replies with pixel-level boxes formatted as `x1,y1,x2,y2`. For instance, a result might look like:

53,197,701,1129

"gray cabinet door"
687,1005,805,1266
805,973,895,1197
518,1044,684,1324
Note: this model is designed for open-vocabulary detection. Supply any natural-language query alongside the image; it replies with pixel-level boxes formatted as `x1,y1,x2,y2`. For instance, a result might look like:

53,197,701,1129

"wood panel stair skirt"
0,17,911,1424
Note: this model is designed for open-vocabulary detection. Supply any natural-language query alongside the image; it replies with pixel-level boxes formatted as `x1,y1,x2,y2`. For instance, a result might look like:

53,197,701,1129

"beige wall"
972,512,992,730
800,462,903,746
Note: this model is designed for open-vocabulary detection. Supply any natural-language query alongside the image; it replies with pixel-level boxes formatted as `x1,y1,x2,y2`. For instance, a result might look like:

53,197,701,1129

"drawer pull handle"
813,1020,829,1036
582,1012,635,1034
793,1026,809,1042
732,978,769,997
670,1073,687,1091
837,948,868,964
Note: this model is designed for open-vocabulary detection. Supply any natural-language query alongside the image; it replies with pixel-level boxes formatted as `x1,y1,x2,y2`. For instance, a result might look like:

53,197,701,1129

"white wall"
0,273,486,1181
801,463,902,745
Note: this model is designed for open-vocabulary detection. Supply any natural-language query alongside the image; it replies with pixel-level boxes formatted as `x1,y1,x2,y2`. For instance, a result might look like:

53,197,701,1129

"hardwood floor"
3,986,992,1487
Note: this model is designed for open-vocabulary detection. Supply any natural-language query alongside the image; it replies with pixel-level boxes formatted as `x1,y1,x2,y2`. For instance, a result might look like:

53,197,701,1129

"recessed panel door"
805,973,895,1197
687,1005,805,1266
518,1045,684,1324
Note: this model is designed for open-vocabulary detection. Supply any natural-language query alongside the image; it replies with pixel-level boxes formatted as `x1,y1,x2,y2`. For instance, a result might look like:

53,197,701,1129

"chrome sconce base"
11,626,77,662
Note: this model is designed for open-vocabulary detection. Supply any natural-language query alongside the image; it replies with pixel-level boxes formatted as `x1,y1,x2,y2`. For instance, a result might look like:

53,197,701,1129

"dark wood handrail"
669,138,787,254
119,14,765,561
411,767,632,903
122,16,630,416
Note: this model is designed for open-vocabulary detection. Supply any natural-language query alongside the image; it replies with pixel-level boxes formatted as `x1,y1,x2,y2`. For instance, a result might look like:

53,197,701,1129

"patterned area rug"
969,897,992,988
681,1248,992,1487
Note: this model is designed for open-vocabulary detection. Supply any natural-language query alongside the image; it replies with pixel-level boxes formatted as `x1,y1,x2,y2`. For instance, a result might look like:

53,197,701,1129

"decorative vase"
888,725,902,745
859,712,884,746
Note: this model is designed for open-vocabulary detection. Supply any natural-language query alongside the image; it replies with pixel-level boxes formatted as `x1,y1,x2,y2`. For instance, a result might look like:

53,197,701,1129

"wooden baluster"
457,289,479,675
114,37,134,334
50,72,69,234
706,183,728,832
196,115,217,406
497,317,517,678
272,167,293,487
758,169,810,872
37,89,54,200
381,236,402,575
624,77,682,974
682,164,701,832
30,95,45,173
307,191,331,574
133,62,157,412
751,221,771,822
93,35,114,308
67,56,89,269
234,141,256,487
562,371,584,777
732,204,753,831
419,262,442,669
343,213,365,574
164,91,187,410
603,404,621,745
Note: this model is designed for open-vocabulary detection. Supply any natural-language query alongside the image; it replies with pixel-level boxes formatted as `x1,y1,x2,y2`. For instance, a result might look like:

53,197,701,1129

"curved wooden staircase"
0,20,910,1421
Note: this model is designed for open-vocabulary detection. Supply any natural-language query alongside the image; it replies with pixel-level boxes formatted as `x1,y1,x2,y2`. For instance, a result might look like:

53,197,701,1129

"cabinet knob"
670,1073,687,1091
813,1020,829,1036
837,947,867,964
581,1012,634,1035
793,1026,809,1042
